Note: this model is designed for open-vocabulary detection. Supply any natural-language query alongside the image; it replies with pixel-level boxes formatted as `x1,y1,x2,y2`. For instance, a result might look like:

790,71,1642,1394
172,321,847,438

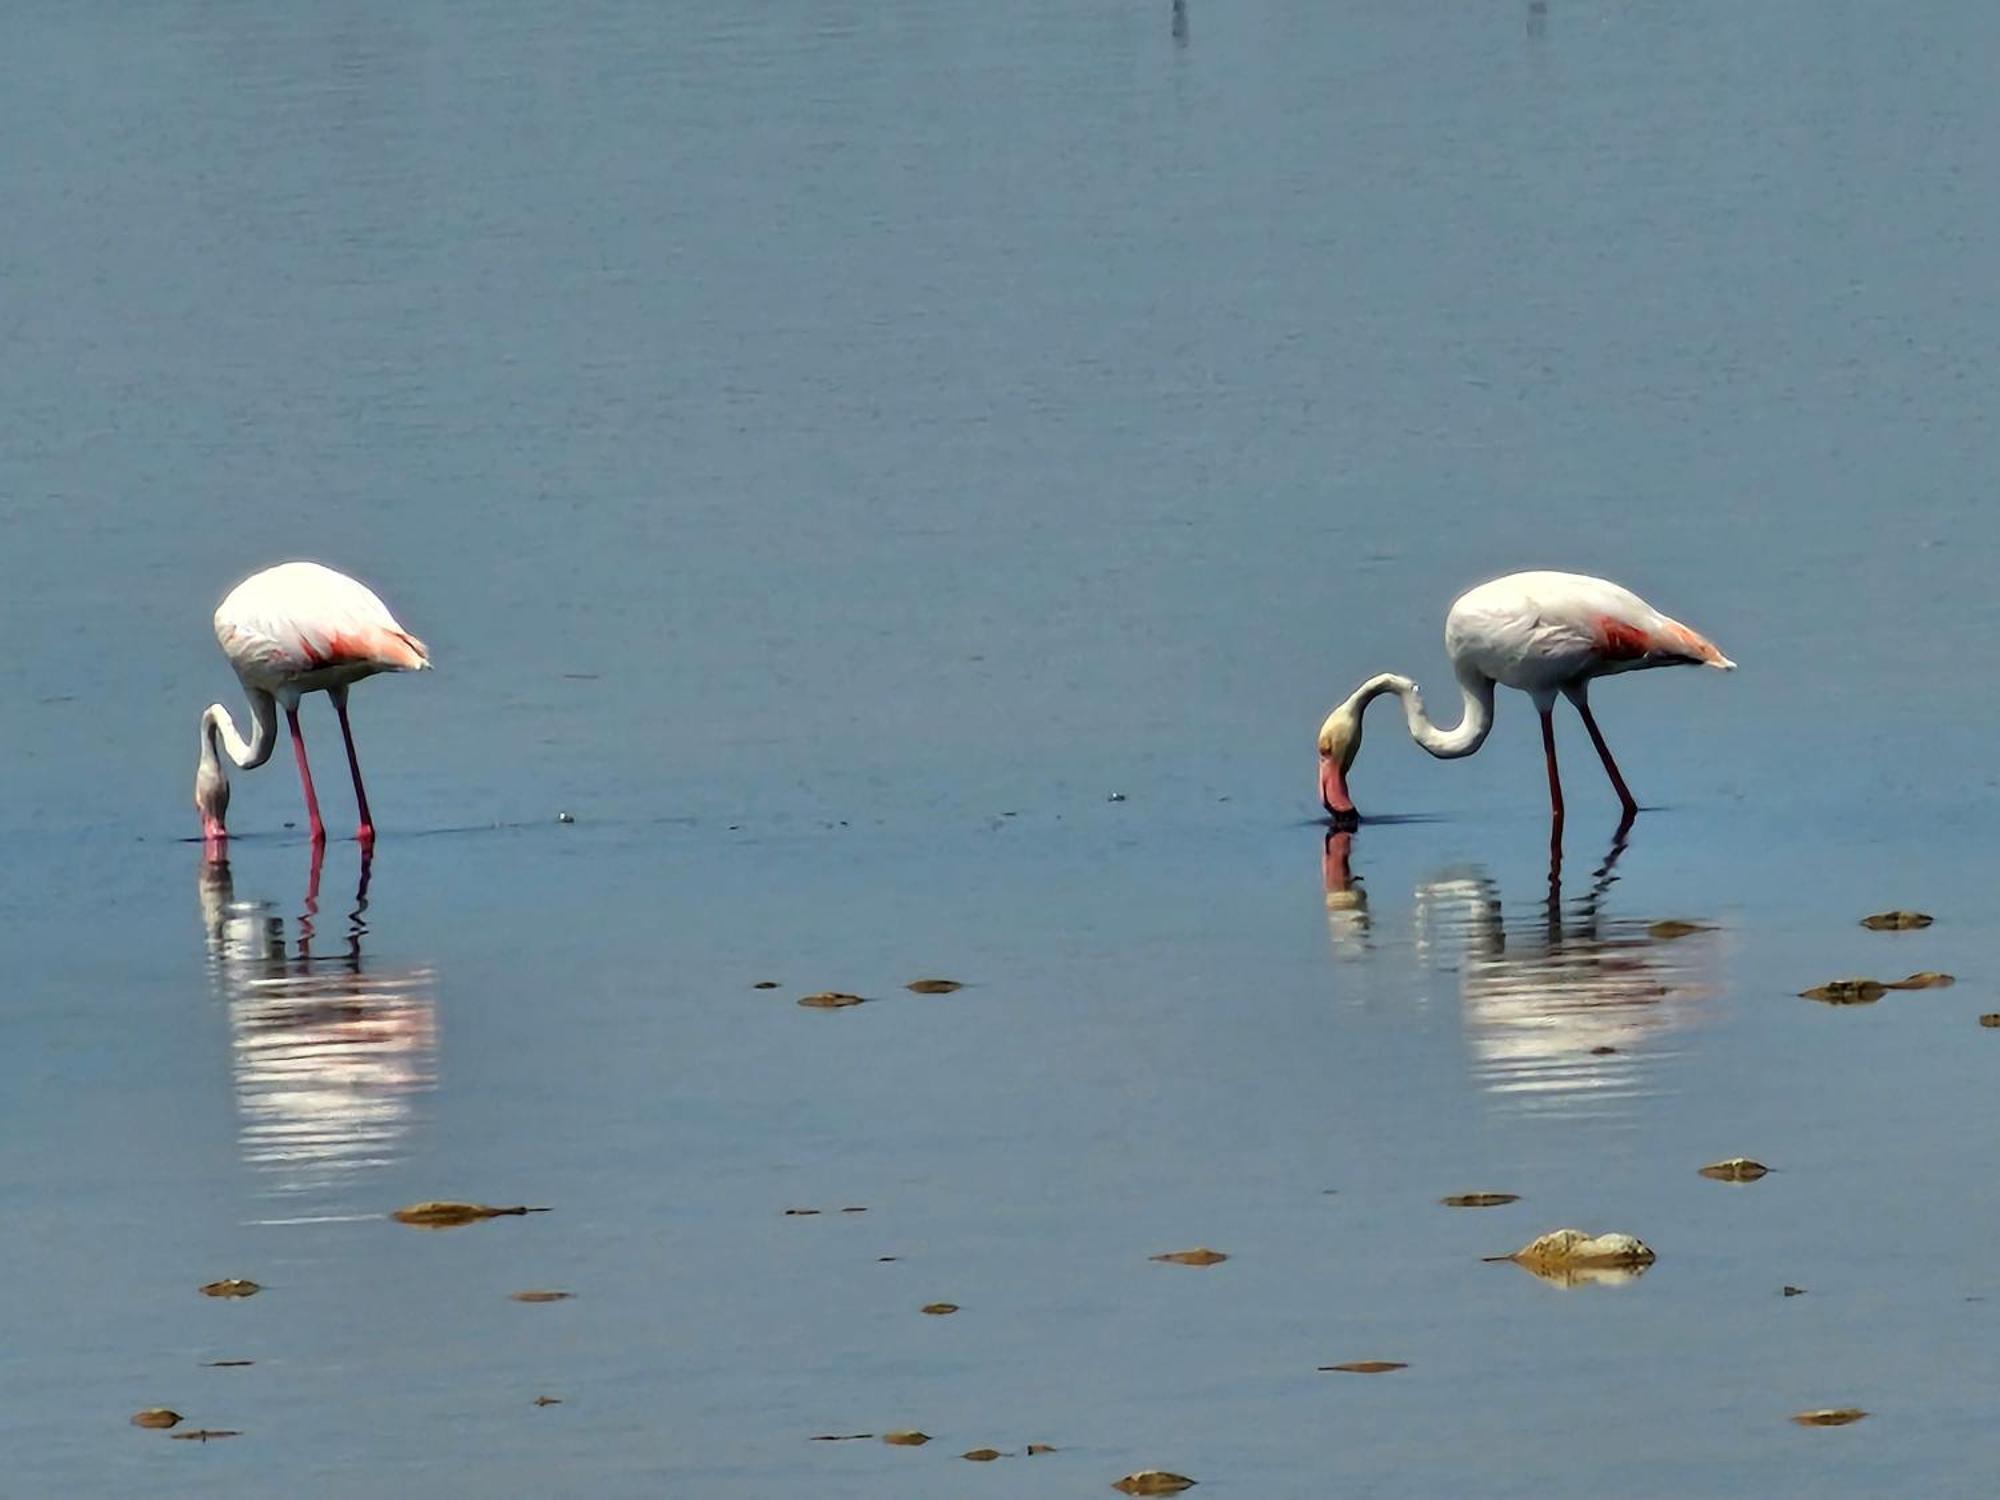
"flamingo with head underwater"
1316,571,1733,824
196,562,430,849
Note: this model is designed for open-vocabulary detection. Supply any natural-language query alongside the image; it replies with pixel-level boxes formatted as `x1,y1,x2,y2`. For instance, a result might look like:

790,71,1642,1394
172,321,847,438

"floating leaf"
963,1448,1005,1461
1150,1248,1228,1267
1027,1443,1057,1454
1792,1408,1867,1427
1648,920,1710,940
882,1430,931,1447
1441,1193,1519,1208
533,1395,563,1407
810,1433,873,1442
784,1208,821,1216
131,1408,182,1429
752,981,779,990
798,991,867,1009
1494,1229,1655,1286
1783,1285,1807,1297
1800,980,1886,1005
510,1290,573,1303
1319,1361,1406,1374
921,1302,959,1316
1114,1472,1197,1495
907,979,963,994
199,1279,261,1299
391,1202,550,1228
1981,1014,2000,1029
1885,971,1955,990
1699,1158,1770,1182
1861,911,1931,931
170,1429,242,1441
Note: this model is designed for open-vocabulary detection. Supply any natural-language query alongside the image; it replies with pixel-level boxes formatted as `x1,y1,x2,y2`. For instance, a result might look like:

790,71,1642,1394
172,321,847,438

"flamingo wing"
215,562,429,684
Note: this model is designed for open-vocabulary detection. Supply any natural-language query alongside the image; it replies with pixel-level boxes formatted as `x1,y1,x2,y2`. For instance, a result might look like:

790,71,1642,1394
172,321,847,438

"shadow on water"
198,845,437,1207
1325,816,1723,1118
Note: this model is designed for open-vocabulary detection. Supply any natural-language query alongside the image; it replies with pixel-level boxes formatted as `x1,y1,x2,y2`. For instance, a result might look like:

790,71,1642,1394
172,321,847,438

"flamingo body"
1317,570,1732,823
197,562,429,847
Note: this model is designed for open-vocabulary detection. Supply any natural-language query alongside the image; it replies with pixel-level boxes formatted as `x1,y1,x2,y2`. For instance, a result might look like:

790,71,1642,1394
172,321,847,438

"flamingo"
196,562,430,848
1316,571,1733,823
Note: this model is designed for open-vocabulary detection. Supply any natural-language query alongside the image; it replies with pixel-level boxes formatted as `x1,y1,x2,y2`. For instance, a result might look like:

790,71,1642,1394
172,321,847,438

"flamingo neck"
1353,670,1495,759
202,691,277,772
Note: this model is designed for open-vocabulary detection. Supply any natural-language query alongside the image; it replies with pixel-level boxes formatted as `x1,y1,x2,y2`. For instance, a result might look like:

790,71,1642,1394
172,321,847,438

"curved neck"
202,691,277,772
1353,670,1495,759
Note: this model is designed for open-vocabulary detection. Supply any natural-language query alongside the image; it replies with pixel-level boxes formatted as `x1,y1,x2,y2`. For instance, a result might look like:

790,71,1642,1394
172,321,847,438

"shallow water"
7,1,2000,1494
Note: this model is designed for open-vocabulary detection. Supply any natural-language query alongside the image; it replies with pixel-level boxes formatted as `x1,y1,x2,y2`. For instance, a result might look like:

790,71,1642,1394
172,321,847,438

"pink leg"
331,688,375,846
1540,707,1565,823
1574,700,1639,818
287,706,327,845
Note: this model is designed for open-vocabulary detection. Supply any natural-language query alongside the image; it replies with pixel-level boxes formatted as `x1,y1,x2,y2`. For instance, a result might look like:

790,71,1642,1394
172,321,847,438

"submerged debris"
169,1429,241,1442
1114,1472,1197,1495
131,1408,182,1429
1647,920,1711,940
1150,1248,1228,1267
391,1202,550,1228
1441,1193,1519,1208
1885,971,1954,990
1783,1285,1808,1297
203,1360,254,1368
810,1433,872,1442
882,1430,931,1447
533,1395,563,1407
906,978,964,994
199,1279,261,1299
1699,1158,1770,1182
1319,1361,1406,1374
797,991,867,1009
921,1302,959,1316
1027,1443,1058,1454
1860,911,1931,931
1980,1014,2000,1029
963,1448,1005,1461
751,981,779,990
509,1290,573,1303
1799,980,1886,1005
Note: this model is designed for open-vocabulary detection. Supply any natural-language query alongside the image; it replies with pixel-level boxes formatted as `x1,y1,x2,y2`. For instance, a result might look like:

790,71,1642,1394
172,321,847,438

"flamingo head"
1317,703,1363,822
195,744,231,842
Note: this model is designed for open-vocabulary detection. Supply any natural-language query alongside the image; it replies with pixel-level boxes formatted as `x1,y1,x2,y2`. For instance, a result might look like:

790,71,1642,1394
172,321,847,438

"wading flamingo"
1317,571,1732,824
196,562,429,848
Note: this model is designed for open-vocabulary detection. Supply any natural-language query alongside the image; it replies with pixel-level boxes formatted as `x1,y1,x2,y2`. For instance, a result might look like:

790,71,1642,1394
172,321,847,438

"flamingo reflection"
198,846,436,1199
1326,818,1722,1116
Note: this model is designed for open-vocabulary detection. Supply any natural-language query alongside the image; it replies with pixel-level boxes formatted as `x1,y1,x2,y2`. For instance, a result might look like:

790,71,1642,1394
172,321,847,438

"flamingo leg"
330,686,375,846
1539,707,1565,823
1574,700,1640,818
286,706,327,846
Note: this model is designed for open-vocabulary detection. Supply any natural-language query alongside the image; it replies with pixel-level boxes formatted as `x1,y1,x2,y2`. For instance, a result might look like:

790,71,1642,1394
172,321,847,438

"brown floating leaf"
810,1433,874,1441
1885,971,1955,990
1792,1408,1868,1427
199,1279,261,1299
510,1290,573,1303
1648,920,1711,940
1441,1193,1519,1208
1495,1228,1656,1283
1150,1248,1228,1267
906,979,964,994
1800,980,1886,1005
798,991,867,1009
1114,1472,1198,1496
921,1302,959,1316
1027,1443,1057,1454
1783,1285,1807,1297
1699,1158,1770,1182
1861,911,1931,931
882,1429,931,1447
752,981,779,989
170,1429,242,1442
390,1201,550,1228
131,1408,182,1429
963,1448,1005,1461
1981,1014,2000,1029
1319,1361,1406,1374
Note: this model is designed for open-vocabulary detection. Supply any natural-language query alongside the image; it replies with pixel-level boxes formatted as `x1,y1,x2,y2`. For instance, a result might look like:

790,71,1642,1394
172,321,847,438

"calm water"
6,1,2000,1494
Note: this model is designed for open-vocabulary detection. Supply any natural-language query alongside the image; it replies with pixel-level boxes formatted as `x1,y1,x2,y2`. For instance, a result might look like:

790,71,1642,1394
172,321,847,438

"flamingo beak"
1320,752,1355,821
